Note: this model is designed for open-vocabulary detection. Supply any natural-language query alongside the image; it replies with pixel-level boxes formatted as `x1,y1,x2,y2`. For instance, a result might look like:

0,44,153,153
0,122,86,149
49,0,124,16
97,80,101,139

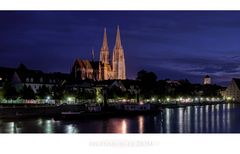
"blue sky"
1,11,240,85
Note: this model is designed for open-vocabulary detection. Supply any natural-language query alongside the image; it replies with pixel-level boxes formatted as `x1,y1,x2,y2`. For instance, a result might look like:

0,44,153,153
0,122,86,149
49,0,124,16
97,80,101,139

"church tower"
112,26,126,80
100,28,110,64
99,28,112,80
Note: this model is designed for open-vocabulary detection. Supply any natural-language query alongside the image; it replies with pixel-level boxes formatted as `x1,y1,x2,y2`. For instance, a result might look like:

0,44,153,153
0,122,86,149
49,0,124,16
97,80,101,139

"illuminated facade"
203,75,211,85
72,26,126,81
112,26,126,80
222,78,240,102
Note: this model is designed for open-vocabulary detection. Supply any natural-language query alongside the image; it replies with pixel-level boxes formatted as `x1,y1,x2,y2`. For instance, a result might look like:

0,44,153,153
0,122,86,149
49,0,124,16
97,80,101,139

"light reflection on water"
0,103,240,133
138,116,144,133
158,103,236,133
65,124,78,133
165,108,171,133
121,119,127,134
205,105,209,132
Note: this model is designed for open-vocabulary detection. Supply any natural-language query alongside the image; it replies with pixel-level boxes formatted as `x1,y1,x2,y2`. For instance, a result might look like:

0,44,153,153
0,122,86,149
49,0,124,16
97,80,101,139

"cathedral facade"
72,26,126,81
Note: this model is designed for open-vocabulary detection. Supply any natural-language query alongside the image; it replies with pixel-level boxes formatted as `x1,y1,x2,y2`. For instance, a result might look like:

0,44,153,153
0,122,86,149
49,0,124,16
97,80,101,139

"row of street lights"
145,97,223,103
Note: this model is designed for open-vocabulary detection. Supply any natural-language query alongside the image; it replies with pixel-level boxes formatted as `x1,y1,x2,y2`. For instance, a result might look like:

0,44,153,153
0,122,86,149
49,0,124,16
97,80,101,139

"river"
0,103,239,133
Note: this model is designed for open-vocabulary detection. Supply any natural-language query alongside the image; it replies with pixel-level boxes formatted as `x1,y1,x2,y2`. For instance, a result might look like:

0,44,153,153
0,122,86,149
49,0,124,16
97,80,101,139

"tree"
201,84,222,97
108,86,127,99
155,80,168,99
36,85,51,99
52,85,64,102
174,79,193,97
137,70,157,82
20,85,35,100
136,70,158,99
0,89,3,100
76,88,95,100
2,81,19,101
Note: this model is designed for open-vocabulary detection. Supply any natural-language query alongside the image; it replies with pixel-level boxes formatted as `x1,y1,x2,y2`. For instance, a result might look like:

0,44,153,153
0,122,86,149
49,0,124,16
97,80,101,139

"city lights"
46,96,50,100
0,11,237,135
67,97,72,102
166,98,170,102
97,98,102,103
226,97,232,101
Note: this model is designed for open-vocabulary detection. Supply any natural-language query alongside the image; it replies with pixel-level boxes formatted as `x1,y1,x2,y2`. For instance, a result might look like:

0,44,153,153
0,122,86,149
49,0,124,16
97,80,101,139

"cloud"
136,50,240,83
1,11,240,85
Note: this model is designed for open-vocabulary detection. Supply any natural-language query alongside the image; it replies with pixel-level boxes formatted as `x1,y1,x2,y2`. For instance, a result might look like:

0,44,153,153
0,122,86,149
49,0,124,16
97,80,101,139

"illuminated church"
72,26,126,81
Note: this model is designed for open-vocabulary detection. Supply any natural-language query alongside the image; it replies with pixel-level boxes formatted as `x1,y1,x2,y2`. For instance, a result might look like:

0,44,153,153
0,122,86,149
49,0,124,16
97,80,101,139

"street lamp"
166,97,170,102
151,97,155,102
46,96,51,104
67,97,72,102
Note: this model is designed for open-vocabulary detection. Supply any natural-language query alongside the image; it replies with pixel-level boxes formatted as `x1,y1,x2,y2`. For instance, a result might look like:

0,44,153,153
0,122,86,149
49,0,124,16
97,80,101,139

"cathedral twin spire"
99,28,110,64
99,26,126,80
114,26,123,49
112,26,126,80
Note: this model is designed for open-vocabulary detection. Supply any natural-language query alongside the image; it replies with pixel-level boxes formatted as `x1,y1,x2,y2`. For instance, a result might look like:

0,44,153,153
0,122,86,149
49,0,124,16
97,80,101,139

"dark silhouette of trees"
201,84,222,97
75,88,95,100
108,86,127,99
155,80,168,99
136,70,223,99
52,85,64,101
136,70,158,99
174,79,194,97
20,85,35,100
36,85,51,99
2,82,19,100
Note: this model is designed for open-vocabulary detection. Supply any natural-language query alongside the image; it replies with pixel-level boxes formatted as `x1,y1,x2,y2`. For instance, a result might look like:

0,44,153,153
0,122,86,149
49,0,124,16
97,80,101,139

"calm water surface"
1,103,240,133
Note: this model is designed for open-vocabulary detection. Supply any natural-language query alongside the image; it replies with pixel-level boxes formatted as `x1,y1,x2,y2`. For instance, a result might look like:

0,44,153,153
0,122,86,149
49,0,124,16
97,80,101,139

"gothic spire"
91,48,95,62
114,25,122,49
101,27,109,51
112,25,126,80
100,27,110,64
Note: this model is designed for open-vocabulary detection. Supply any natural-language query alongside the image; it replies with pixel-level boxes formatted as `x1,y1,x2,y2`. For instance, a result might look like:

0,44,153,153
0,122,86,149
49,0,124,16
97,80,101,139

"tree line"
0,70,223,102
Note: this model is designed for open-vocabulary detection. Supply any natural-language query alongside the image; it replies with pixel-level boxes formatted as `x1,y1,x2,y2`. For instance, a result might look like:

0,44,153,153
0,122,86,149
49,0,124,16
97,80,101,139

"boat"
61,111,85,118
56,103,160,120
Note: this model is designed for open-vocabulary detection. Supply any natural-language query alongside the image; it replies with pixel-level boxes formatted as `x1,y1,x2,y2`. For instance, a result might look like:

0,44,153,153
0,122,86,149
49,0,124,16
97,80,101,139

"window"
26,78,29,82
49,79,52,83
30,78,34,82
0,77,2,81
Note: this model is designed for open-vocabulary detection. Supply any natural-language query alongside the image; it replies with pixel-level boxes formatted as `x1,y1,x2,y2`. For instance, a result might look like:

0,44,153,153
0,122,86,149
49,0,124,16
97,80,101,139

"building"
222,78,240,102
112,26,126,80
0,64,69,93
71,26,126,81
203,75,211,85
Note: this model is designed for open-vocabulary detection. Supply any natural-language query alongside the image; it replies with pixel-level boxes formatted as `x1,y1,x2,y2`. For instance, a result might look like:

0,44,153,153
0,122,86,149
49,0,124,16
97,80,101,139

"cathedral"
72,26,126,81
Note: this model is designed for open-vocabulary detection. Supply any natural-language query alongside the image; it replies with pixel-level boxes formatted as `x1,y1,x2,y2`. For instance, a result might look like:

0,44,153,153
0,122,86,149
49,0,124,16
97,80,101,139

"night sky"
1,11,240,85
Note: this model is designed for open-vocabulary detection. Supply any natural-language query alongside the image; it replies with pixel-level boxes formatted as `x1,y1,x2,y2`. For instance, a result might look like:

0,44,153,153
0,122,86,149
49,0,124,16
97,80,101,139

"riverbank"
0,101,232,119
158,101,228,108
0,104,85,119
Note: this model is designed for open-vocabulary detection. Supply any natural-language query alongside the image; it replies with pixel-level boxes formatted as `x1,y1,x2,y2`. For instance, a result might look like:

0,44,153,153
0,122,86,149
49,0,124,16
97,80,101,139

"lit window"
0,77,2,81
